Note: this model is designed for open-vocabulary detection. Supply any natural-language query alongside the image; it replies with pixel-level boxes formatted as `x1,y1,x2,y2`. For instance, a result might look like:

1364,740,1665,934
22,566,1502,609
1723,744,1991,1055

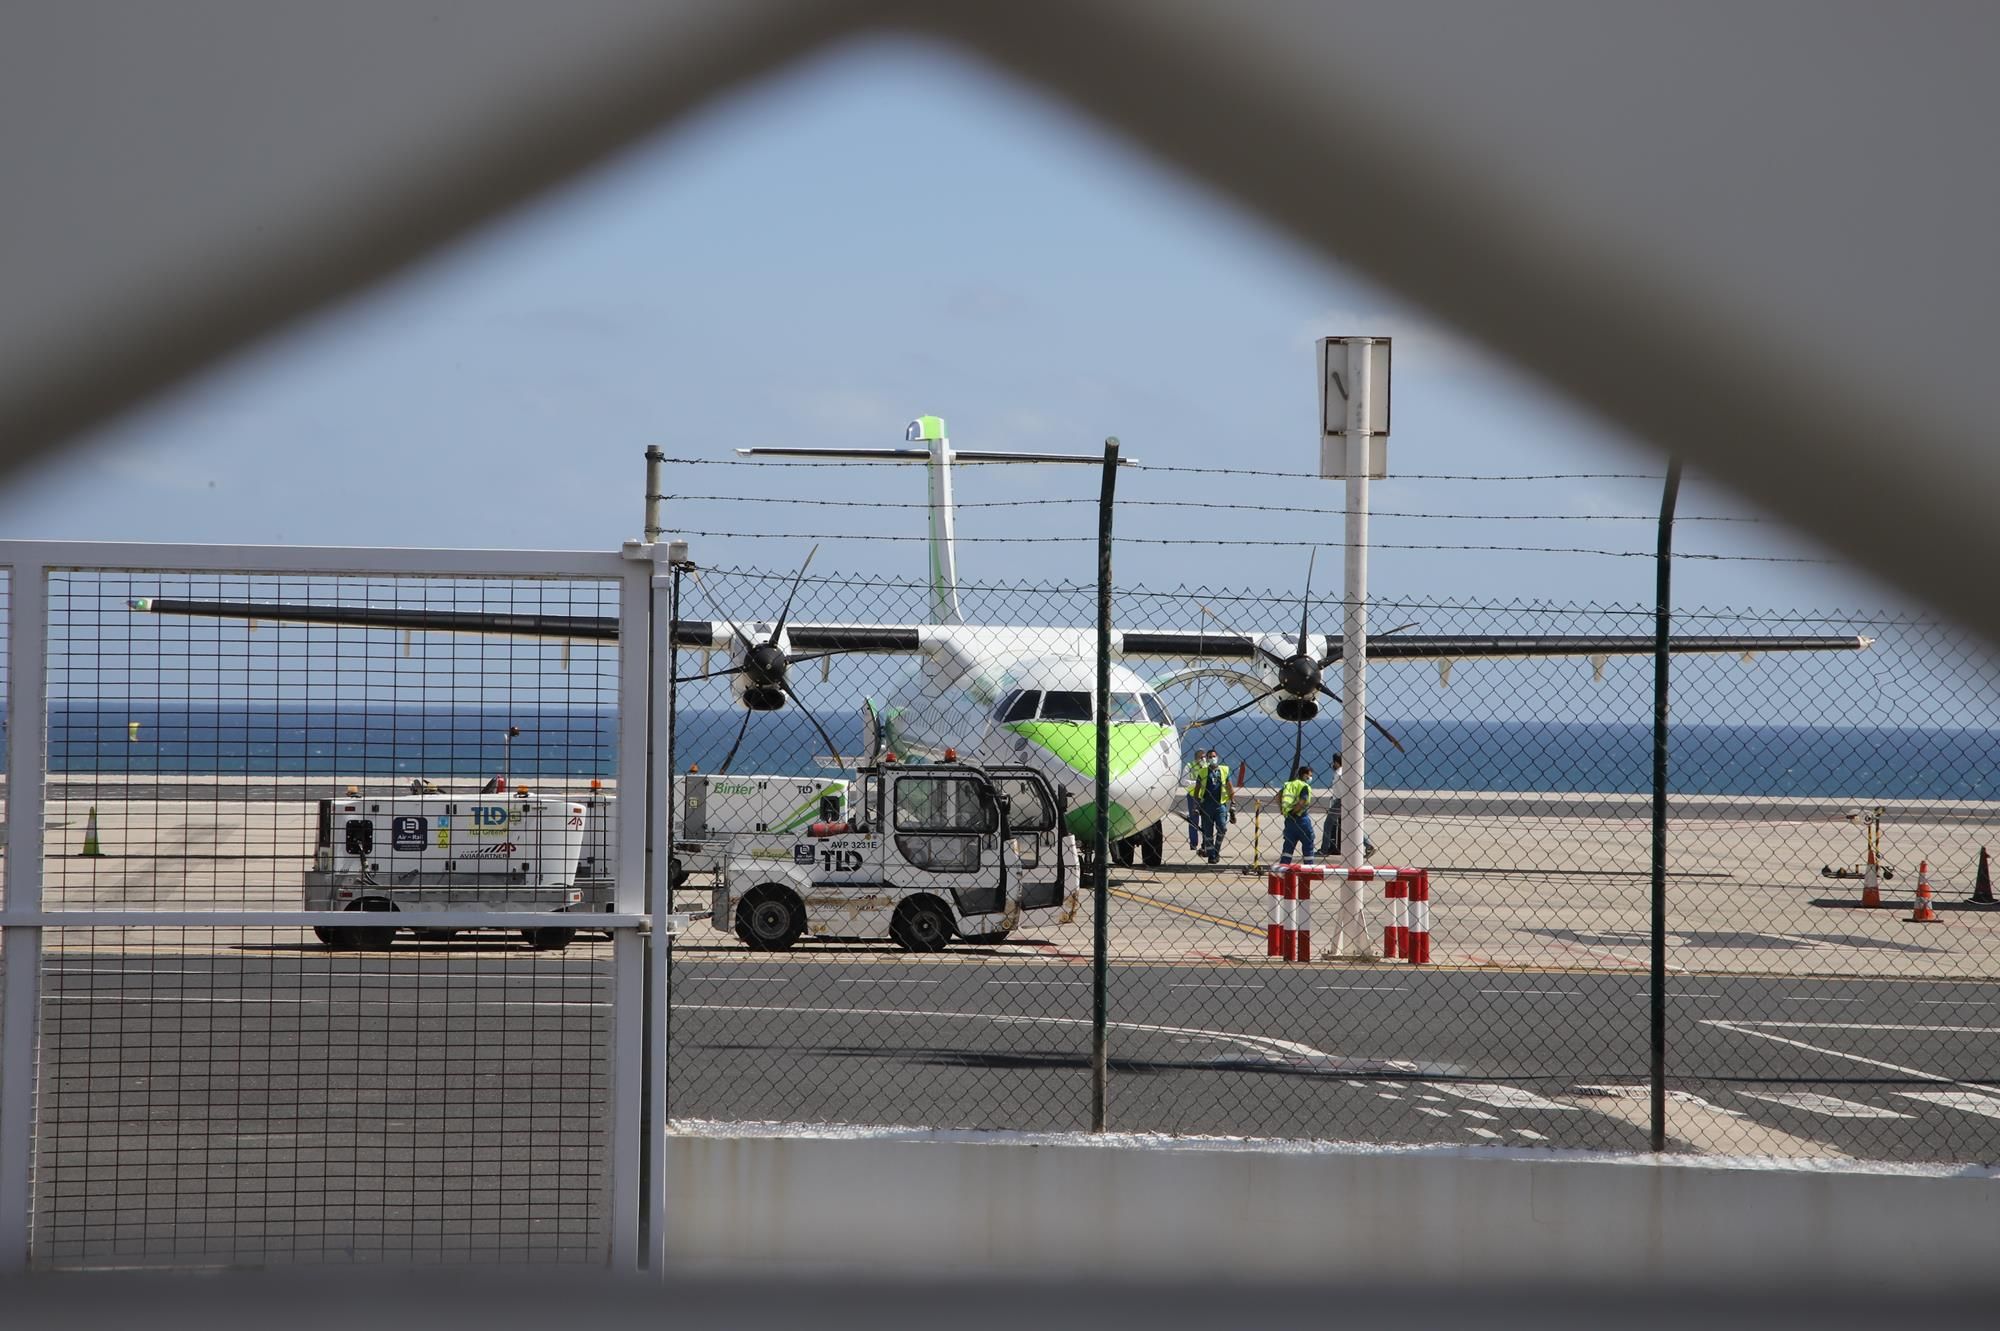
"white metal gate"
0,539,678,1271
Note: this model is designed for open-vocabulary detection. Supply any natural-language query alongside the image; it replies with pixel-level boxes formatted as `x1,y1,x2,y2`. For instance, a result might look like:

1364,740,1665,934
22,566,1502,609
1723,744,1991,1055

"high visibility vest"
1186,762,1209,798
1280,779,1312,816
1203,764,1232,805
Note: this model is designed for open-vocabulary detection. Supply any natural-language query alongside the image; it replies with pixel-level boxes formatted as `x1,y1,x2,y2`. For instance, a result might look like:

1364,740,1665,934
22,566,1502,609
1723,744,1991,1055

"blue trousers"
1198,802,1228,860
1280,812,1316,864
1186,795,1201,849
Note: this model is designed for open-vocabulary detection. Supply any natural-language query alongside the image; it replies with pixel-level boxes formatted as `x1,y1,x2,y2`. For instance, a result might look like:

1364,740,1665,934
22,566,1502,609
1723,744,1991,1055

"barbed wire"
672,528,1833,563
668,492,1765,523
660,455,1657,482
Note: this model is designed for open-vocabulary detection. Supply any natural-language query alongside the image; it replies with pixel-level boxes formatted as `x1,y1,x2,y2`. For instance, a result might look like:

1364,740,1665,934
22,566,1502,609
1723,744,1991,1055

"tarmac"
14,778,1997,979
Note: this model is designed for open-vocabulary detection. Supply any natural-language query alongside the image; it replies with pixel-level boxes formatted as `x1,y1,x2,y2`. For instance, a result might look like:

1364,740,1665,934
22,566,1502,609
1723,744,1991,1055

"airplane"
130,415,1873,871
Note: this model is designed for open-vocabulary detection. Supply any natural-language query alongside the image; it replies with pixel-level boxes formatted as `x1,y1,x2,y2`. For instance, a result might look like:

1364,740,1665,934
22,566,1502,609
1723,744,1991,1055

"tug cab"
713,756,1076,951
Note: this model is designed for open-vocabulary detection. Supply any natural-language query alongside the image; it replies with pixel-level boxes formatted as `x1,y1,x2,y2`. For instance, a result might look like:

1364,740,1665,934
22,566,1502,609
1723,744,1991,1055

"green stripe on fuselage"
1005,722,1171,780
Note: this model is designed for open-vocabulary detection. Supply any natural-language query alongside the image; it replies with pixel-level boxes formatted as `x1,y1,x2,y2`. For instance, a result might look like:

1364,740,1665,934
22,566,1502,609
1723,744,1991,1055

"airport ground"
7,781,1999,1263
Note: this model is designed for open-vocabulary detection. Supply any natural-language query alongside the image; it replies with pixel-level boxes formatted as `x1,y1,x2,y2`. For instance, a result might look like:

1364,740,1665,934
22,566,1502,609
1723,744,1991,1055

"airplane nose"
1062,746,1173,842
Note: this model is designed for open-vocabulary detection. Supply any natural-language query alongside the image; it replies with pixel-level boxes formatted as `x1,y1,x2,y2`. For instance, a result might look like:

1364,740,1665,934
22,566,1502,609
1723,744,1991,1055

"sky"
0,34,1915,618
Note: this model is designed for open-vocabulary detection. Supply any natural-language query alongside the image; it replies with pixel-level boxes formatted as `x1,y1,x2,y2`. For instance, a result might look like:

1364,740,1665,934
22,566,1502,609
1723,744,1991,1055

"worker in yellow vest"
1279,764,1316,865
1184,751,1211,852
1196,748,1233,864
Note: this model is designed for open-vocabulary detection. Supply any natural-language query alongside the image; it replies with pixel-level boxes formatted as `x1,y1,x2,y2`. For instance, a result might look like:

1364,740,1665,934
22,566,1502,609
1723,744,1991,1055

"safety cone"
78,805,104,857
1909,860,1938,923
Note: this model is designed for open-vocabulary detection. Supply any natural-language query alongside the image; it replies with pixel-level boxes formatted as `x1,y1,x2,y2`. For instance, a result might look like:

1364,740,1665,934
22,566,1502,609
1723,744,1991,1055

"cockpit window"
992,689,1022,720
1142,694,1171,725
1107,693,1153,723
1038,691,1092,721
999,690,1040,722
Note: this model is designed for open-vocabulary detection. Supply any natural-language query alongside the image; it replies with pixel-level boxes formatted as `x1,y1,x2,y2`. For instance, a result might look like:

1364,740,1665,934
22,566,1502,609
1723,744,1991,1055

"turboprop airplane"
130,415,1873,868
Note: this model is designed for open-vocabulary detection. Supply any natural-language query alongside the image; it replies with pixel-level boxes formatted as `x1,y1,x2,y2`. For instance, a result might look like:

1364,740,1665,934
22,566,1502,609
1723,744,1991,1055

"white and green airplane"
131,415,1872,867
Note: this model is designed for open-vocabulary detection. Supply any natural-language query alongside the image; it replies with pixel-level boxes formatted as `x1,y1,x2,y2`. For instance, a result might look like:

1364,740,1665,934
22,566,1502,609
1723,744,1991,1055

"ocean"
24,705,2000,801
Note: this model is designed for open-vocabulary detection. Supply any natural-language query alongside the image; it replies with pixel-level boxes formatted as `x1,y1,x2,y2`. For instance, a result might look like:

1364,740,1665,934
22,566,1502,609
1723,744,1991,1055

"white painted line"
694,976,791,984
1376,1093,1402,1101
675,1001,1344,1065
830,977,943,986
1720,1022,2000,1034
1431,1082,1580,1113
1169,982,1265,991
1784,997,1864,1004
1313,984,1408,993
1478,988,1581,996
1466,1127,1502,1140
1705,1020,2000,1102
1897,1090,2000,1121
1512,1128,1547,1141
1632,991,1725,999
1459,1109,1499,1121
1916,999,1992,1006
987,979,1088,987
1738,1091,1909,1119
1419,1094,1446,1103
1416,1107,1450,1118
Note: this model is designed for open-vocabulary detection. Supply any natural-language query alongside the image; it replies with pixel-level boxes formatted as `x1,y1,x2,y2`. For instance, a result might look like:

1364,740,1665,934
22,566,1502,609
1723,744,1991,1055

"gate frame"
0,538,664,1273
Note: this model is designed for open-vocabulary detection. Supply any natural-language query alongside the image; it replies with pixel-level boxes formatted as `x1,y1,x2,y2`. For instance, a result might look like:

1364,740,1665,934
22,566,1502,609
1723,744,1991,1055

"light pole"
503,724,521,788
1318,336,1391,957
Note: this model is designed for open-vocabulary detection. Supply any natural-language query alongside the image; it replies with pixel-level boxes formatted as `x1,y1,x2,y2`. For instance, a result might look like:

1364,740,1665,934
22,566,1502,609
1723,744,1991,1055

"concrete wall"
664,1124,2000,1285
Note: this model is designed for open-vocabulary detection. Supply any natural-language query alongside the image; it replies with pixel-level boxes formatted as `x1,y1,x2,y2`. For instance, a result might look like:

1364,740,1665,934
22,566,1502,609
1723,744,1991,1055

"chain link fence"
3,538,1996,1271
667,561,2000,1163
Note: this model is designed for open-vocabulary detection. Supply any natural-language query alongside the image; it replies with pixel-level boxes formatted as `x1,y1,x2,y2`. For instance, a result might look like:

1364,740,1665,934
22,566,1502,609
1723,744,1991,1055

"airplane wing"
1114,630,1873,662
126,597,924,653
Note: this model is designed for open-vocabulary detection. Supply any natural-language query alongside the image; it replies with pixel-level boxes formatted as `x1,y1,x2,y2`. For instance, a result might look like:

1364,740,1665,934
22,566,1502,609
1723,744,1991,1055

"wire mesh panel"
35,927,608,1267
20,559,634,1268
667,561,2000,1164
43,571,621,912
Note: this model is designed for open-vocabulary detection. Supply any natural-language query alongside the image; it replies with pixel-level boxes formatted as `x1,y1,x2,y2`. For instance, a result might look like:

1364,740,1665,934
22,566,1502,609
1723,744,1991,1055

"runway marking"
1107,887,1263,937
1897,1090,2000,1121
830,977,943,986
1377,1093,1402,1101
1512,1128,1547,1140
1478,987,1581,996
987,979,1087,987
1416,1107,1450,1118
1718,1022,2000,1034
1459,1109,1499,1121
1738,1091,1909,1119
674,1001,1353,1067
1432,1083,1579,1113
1466,1127,1502,1140
1705,1020,2000,1102
1170,982,1265,990
1314,984,1408,993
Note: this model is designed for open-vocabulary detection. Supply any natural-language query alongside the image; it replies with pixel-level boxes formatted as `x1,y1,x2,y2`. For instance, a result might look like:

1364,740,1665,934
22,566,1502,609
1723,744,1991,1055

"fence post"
0,560,47,1272
1650,461,1681,1153
1092,438,1120,1133
607,543,654,1271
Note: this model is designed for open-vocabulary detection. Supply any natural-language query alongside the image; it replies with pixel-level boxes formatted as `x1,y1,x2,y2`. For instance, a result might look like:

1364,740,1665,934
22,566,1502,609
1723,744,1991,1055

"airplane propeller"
678,546,849,773
1184,551,1408,775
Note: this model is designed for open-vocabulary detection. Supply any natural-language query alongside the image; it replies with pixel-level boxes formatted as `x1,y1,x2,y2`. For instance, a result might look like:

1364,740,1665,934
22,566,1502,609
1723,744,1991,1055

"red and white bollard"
1286,866,1320,960
1406,869,1431,965
1383,872,1408,960
1267,869,1285,956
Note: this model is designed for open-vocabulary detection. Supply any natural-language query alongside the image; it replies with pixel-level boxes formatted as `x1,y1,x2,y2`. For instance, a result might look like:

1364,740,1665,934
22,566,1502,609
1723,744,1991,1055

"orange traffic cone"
1973,847,1994,905
1909,860,1938,923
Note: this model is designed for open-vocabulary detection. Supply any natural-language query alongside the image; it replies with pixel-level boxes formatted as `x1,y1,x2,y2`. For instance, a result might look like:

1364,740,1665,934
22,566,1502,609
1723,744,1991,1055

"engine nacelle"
728,622,792,712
